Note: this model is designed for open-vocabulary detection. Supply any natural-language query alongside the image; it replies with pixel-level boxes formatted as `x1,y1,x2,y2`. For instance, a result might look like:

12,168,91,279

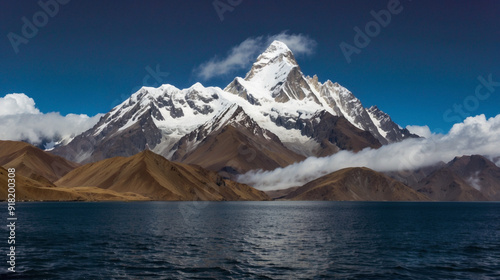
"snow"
152,89,229,138
97,83,234,140
241,64,294,101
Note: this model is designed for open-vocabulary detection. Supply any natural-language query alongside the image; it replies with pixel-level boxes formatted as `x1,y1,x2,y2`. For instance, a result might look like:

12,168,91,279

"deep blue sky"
1,0,499,132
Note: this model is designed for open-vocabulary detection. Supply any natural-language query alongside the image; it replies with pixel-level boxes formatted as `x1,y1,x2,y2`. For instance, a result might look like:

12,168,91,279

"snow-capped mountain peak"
54,40,415,164
249,40,298,72
226,40,320,104
223,40,414,146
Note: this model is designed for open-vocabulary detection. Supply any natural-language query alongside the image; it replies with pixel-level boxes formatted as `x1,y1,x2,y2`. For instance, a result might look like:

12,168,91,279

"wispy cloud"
270,33,317,56
0,93,102,145
238,114,500,191
194,32,317,81
466,171,481,191
195,37,263,81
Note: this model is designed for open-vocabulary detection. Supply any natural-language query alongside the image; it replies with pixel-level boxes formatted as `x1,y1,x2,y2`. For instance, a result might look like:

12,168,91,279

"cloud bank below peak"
0,93,102,145
194,32,317,81
238,114,500,191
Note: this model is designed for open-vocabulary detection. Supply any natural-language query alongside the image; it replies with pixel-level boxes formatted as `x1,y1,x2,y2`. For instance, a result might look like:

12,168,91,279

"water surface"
2,201,500,279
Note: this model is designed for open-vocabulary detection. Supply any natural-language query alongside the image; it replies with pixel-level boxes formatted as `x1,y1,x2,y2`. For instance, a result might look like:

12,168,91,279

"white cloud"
0,93,40,116
195,32,317,80
406,125,432,138
196,37,263,81
238,114,500,191
0,93,102,145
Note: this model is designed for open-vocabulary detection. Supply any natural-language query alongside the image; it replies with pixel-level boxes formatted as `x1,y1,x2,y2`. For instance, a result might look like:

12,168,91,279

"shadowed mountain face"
0,140,79,183
56,150,270,201
296,111,382,154
284,167,430,201
416,155,500,201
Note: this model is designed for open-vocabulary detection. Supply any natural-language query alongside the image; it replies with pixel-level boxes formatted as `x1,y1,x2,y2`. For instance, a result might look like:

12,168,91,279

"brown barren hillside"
0,140,78,182
56,150,269,201
285,167,430,201
0,167,148,201
414,155,500,201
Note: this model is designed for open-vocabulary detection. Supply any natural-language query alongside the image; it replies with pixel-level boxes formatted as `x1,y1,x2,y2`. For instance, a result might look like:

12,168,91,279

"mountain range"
1,140,500,202
2,40,499,202
51,40,416,177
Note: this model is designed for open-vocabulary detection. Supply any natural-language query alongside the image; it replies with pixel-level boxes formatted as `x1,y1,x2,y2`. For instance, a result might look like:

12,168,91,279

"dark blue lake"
1,201,500,279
